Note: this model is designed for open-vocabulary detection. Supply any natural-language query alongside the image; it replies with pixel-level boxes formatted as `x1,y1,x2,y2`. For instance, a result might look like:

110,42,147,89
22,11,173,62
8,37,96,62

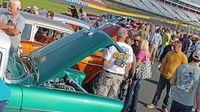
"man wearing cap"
30,6,39,15
95,28,133,98
170,49,200,112
0,0,25,52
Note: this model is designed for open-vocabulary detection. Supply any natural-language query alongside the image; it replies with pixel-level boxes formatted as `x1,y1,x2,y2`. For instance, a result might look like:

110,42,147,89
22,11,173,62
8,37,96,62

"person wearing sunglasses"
132,34,141,55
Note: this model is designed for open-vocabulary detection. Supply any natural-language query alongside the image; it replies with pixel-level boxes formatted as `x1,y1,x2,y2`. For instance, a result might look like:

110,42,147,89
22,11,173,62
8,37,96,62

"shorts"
150,44,158,50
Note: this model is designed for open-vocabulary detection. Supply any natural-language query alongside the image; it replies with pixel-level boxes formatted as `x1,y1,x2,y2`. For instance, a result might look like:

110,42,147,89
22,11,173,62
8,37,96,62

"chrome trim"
79,62,103,67
6,106,59,112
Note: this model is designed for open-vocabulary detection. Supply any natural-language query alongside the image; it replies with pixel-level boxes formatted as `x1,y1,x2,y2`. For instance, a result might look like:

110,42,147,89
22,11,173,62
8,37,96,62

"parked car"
39,11,90,30
19,11,74,54
19,13,122,88
21,12,122,87
1,9,123,89
20,15,122,88
0,29,124,112
0,9,90,55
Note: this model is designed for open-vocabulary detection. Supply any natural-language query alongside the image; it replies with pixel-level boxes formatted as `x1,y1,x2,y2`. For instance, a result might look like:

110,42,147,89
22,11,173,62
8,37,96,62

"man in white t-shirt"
95,28,133,98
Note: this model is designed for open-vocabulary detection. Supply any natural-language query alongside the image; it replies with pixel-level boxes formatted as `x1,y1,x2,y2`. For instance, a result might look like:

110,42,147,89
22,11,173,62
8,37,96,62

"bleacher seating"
158,2,181,20
149,0,172,18
131,0,149,11
170,6,192,21
193,13,200,20
140,0,162,16
111,0,139,10
111,0,200,26
182,10,199,22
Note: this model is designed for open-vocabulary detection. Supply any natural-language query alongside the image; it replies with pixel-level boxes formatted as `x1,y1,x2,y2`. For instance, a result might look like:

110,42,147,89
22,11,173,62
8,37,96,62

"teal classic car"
0,29,124,112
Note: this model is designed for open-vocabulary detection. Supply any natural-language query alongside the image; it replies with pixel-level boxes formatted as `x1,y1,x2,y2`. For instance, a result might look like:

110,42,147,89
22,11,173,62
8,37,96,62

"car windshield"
6,47,26,80
34,26,70,44
21,24,32,41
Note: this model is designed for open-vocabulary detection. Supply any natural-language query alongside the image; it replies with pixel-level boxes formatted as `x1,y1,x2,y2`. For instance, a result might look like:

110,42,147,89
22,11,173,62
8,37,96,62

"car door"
3,48,27,112
5,84,23,112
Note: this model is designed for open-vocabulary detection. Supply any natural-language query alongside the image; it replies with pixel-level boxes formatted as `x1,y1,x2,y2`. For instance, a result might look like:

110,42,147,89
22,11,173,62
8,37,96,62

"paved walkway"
136,61,166,112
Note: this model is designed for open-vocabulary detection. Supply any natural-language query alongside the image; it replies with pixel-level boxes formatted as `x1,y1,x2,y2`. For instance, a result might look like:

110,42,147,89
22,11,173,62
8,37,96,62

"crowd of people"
92,18,200,112
0,0,200,112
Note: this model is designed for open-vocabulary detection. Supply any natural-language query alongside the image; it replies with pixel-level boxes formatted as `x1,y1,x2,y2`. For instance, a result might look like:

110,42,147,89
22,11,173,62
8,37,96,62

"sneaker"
162,108,169,112
146,103,156,109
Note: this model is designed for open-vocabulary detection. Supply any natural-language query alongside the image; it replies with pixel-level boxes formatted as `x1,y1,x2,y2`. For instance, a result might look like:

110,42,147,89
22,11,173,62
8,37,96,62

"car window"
6,47,26,80
21,24,32,41
34,26,70,44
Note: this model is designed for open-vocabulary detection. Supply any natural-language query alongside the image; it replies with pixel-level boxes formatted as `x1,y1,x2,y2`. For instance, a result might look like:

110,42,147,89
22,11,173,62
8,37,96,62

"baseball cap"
193,49,200,61
171,38,179,42
32,6,39,15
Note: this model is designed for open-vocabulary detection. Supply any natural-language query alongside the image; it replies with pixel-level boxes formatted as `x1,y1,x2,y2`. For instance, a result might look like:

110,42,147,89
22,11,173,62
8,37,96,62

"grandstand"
110,0,200,27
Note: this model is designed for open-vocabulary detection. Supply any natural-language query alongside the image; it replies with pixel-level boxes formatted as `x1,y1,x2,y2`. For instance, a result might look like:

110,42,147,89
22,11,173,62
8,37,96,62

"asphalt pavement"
136,61,166,112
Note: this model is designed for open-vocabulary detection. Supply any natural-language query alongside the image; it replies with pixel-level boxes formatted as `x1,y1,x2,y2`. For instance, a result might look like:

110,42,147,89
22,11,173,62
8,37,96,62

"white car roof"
0,8,74,34
0,30,11,50
39,11,90,29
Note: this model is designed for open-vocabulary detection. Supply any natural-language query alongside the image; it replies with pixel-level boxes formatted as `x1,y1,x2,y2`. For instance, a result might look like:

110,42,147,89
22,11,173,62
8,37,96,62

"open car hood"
29,29,123,84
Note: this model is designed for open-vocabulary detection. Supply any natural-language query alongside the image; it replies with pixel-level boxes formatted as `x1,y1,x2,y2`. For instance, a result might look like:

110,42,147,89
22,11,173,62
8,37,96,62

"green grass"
0,0,68,13
20,0,69,13
0,0,101,15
